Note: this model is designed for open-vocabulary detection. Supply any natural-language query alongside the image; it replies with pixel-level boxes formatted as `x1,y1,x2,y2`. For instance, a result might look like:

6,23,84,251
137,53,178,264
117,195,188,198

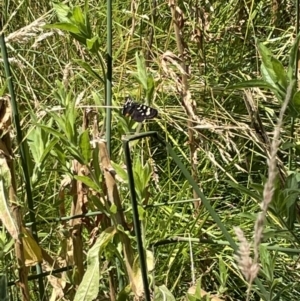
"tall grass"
1,0,300,300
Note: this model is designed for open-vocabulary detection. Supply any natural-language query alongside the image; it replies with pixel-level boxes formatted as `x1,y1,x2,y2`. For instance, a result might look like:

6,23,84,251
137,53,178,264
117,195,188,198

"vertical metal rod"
0,22,45,300
106,0,124,290
106,0,113,157
122,131,268,297
123,140,151,301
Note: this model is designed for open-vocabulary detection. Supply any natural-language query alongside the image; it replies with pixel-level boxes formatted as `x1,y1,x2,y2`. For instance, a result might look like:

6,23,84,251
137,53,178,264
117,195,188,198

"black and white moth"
122,97,158,122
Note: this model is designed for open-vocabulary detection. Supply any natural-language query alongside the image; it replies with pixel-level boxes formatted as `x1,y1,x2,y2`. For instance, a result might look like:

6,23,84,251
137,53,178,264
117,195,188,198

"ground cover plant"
1,0,300,300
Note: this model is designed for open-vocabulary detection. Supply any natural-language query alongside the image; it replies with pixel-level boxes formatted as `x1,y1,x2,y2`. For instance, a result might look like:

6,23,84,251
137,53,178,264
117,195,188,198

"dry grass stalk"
253,80,294,262
234,227,259,287
168,0,201,209
5,18,46,44
235,80,295,300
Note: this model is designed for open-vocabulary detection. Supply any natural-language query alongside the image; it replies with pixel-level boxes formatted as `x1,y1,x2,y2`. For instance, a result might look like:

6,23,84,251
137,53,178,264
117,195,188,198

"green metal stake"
123,131,269,299
0,23,45,300
123,138,151,301
106,0,124,290
106,0,113,157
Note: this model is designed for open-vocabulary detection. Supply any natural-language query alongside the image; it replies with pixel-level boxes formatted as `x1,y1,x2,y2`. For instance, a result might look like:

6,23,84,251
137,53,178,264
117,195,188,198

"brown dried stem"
168,0,200,209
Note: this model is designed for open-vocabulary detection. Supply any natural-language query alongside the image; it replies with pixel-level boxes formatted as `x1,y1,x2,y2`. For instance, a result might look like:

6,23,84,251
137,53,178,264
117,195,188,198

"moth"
122,97,158,122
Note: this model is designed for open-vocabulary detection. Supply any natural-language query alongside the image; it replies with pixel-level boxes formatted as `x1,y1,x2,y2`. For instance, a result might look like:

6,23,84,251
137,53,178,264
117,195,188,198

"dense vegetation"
1,0,300,300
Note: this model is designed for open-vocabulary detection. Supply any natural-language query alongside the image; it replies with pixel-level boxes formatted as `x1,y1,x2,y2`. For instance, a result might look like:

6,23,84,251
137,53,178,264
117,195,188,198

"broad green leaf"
44,23,80,34
52,2,72,23
154,285,175,301
74,227,116,301
270,57,287,89
72,6,85,26
22,227,43,266
258,43,277,83
27,127,44,163
65,118,75,143
110,203,117,214
92,146,102,183
257,43,287,100
79,130,91,163
135,52,148,90
146,75,155,103
260,63,276,87
260,64,285,100
86,36,101,53
74,175,101,193
70,32,88,46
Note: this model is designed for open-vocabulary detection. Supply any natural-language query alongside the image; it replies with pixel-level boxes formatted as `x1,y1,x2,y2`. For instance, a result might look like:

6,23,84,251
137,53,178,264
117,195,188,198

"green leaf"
44,23,81,34
288,32,300,80
292,90,300,108
258,43,277,82
65,145,85,164
39,138,59,167
260,64,285,100
72,6,85,26
270,57,287,89
65,118,75,143
146,75,155,103
110,204,117,214
74,175,101,193
111,161,128,182
74,227,116,301
0,82,8,97
135,52,148,90
259,245,274,282
154,285,176,301
50,145,66,166
52,2,72,23
73,59,104,84
218,256,228,285
27,127,44,163
86,36,101,53
116,285,131,301
257,42,287,99
89,195,107,213
227,79,280,93
92,146,102,182
79,130,91,163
